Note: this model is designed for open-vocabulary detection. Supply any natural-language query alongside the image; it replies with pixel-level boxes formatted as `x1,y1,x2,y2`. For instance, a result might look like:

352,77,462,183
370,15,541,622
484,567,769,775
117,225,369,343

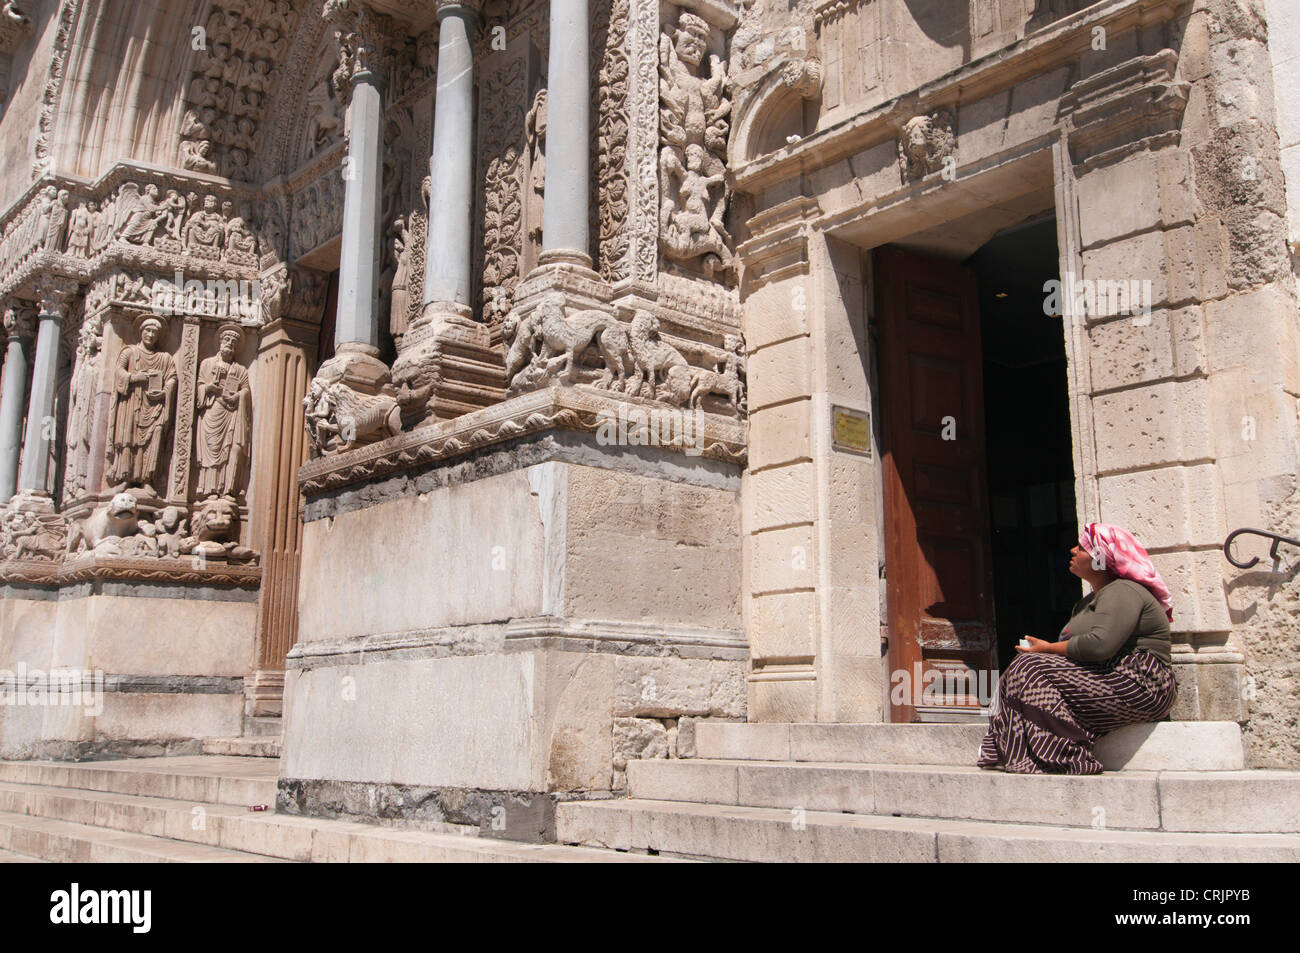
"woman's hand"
1016,636,1067,655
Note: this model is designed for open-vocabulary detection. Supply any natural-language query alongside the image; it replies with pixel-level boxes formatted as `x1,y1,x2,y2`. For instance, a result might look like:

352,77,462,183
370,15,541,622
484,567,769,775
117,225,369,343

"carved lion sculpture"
66,492,148,556
530,292,630,386
502,307,544,393
303,378,401,455
898,111,956,181
189,497,256,563
627,310,693,405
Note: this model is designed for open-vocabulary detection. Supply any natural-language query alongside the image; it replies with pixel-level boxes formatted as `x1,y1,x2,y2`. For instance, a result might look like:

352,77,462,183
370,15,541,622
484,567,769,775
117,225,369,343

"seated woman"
977,522,1176,775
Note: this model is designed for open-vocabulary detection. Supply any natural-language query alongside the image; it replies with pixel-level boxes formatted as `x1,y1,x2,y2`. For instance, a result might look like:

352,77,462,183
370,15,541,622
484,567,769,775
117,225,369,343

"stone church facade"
0,0,1297,838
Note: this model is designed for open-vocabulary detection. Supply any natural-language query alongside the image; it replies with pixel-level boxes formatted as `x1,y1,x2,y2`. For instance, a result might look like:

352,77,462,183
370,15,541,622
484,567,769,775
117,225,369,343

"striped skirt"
977,649,1176,775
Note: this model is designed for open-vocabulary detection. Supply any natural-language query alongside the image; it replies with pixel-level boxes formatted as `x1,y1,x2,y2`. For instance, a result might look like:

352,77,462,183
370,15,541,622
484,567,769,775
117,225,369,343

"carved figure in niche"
91,198,115,253
302,378,401,456
115,182,167,245
659,12,732,276
526,87,547,246
224,202,258,263
44,188,70,251
384,215,411,339
64,320,102,499
183,194,225,258
899,111,956,182
65,200,91,258
153,505,189,558
66,492,150,556
195,324,252,500
689,333,747,414
190,497,256,563
181,139,218,175
161,189,187,242
106,315,176,493
32,185,55,248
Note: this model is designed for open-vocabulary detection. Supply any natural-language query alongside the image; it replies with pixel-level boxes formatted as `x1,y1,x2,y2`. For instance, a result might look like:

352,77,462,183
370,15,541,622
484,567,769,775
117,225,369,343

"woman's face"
1069,543,1099,579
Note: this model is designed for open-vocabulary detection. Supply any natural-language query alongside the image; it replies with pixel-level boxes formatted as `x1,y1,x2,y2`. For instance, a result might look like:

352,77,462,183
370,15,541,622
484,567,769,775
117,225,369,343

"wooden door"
876,247,997,722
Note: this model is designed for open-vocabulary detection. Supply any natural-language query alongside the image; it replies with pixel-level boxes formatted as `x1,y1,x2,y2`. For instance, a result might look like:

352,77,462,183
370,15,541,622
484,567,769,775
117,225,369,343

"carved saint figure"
195,324,252,499
65,200,91,257
106,315,176,491
45,188,70,250
183,194,225,258
386,216,411,338
658,13,733,276
526,87,547,247
224,202,259,262
64,321,103,499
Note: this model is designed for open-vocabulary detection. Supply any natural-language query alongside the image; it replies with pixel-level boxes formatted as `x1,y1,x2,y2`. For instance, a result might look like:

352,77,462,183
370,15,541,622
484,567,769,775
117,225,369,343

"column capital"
2,303,36,340
435,0,482,19
324,0,396,92
33,275,78,319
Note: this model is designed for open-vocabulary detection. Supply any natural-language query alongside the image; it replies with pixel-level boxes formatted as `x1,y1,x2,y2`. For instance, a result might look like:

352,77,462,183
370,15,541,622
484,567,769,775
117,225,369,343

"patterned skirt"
977,649,1176,775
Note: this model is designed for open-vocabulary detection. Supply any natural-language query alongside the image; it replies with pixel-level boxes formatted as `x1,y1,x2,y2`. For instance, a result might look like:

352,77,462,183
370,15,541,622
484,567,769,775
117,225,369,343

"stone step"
0,756,279,807
693,721,1245,771
557,798,1300,863
200,736,283,758
626,759,1300,833
0,778,684,863
0,810,289,863
0,846,46,862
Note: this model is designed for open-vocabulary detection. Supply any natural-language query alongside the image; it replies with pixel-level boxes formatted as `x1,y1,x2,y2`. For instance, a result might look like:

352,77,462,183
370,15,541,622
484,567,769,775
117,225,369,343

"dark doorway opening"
964,217,1081,670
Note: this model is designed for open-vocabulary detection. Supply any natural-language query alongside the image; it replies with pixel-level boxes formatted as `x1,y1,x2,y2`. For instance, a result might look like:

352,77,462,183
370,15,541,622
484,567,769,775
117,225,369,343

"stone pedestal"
281,398,746,837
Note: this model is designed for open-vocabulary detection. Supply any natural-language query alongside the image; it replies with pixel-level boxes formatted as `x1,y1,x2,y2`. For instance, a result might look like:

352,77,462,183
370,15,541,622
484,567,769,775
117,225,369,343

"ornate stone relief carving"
659,9,734,280
324,0,395,99
503,291,746,418
302,376,402,456
898,110,956,182
0,508,65,562
31,0,74,178
178,1,301,181
477,57,527,322
595,0,630,282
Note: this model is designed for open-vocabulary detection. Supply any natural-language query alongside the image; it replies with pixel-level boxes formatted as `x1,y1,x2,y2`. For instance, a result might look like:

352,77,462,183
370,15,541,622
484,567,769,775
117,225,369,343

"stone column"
539,0,591,269
0,304,34,501
319,0,393,390
16,277,77,502
422,0,480,322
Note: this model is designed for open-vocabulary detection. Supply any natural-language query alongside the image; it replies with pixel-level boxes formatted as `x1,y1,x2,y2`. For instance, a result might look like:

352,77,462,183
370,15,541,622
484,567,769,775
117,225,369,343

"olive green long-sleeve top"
1060,578,1172,664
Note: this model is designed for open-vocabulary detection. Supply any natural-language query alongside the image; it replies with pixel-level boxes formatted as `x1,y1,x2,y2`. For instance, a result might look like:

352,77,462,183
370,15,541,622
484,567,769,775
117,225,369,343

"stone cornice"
299,386,748,495
0,555,262,589
731,0,1187,195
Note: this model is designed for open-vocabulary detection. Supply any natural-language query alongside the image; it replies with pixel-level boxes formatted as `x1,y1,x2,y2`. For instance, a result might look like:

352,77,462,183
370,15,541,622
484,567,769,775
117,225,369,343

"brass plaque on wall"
832,405,871,456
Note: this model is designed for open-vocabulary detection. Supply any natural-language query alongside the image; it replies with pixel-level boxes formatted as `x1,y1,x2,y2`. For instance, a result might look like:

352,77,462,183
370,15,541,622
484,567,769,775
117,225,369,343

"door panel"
876,246,997,722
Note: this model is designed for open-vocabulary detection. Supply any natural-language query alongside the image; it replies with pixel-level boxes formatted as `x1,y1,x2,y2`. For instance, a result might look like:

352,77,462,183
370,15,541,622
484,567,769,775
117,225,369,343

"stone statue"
224,202,258,264
195,324,252,500
66,492,152,556
153,505,189,558
181,138,218,173
65,199,91,258
64,320,103,499
899,111,956,181
44,188,70,251
106,315,176,492
659,12,732,276
91,197,115,253
526,87,547,247
190,496,256,563
386,215,411,339
1,509,65,562
161,189,187,242
302,377,401,456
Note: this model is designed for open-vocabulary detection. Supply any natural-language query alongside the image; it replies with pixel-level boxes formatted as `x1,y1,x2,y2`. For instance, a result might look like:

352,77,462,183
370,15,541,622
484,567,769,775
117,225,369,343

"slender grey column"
540,0,591,267
0,307,33,501
17,284,72,495
335,72,385,351
423,1,478,313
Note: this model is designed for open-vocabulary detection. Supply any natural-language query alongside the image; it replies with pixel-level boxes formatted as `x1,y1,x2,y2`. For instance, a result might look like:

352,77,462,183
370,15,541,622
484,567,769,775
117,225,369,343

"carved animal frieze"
302,377,402,456
1,508,66,563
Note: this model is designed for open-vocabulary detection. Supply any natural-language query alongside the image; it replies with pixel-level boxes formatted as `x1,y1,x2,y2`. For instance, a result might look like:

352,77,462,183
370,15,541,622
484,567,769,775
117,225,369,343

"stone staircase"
557,722,1300,862
0,756,680,863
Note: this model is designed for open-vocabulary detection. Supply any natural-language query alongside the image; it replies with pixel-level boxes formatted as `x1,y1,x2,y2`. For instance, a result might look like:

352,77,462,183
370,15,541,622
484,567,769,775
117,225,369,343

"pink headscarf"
1080,523,1174,621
